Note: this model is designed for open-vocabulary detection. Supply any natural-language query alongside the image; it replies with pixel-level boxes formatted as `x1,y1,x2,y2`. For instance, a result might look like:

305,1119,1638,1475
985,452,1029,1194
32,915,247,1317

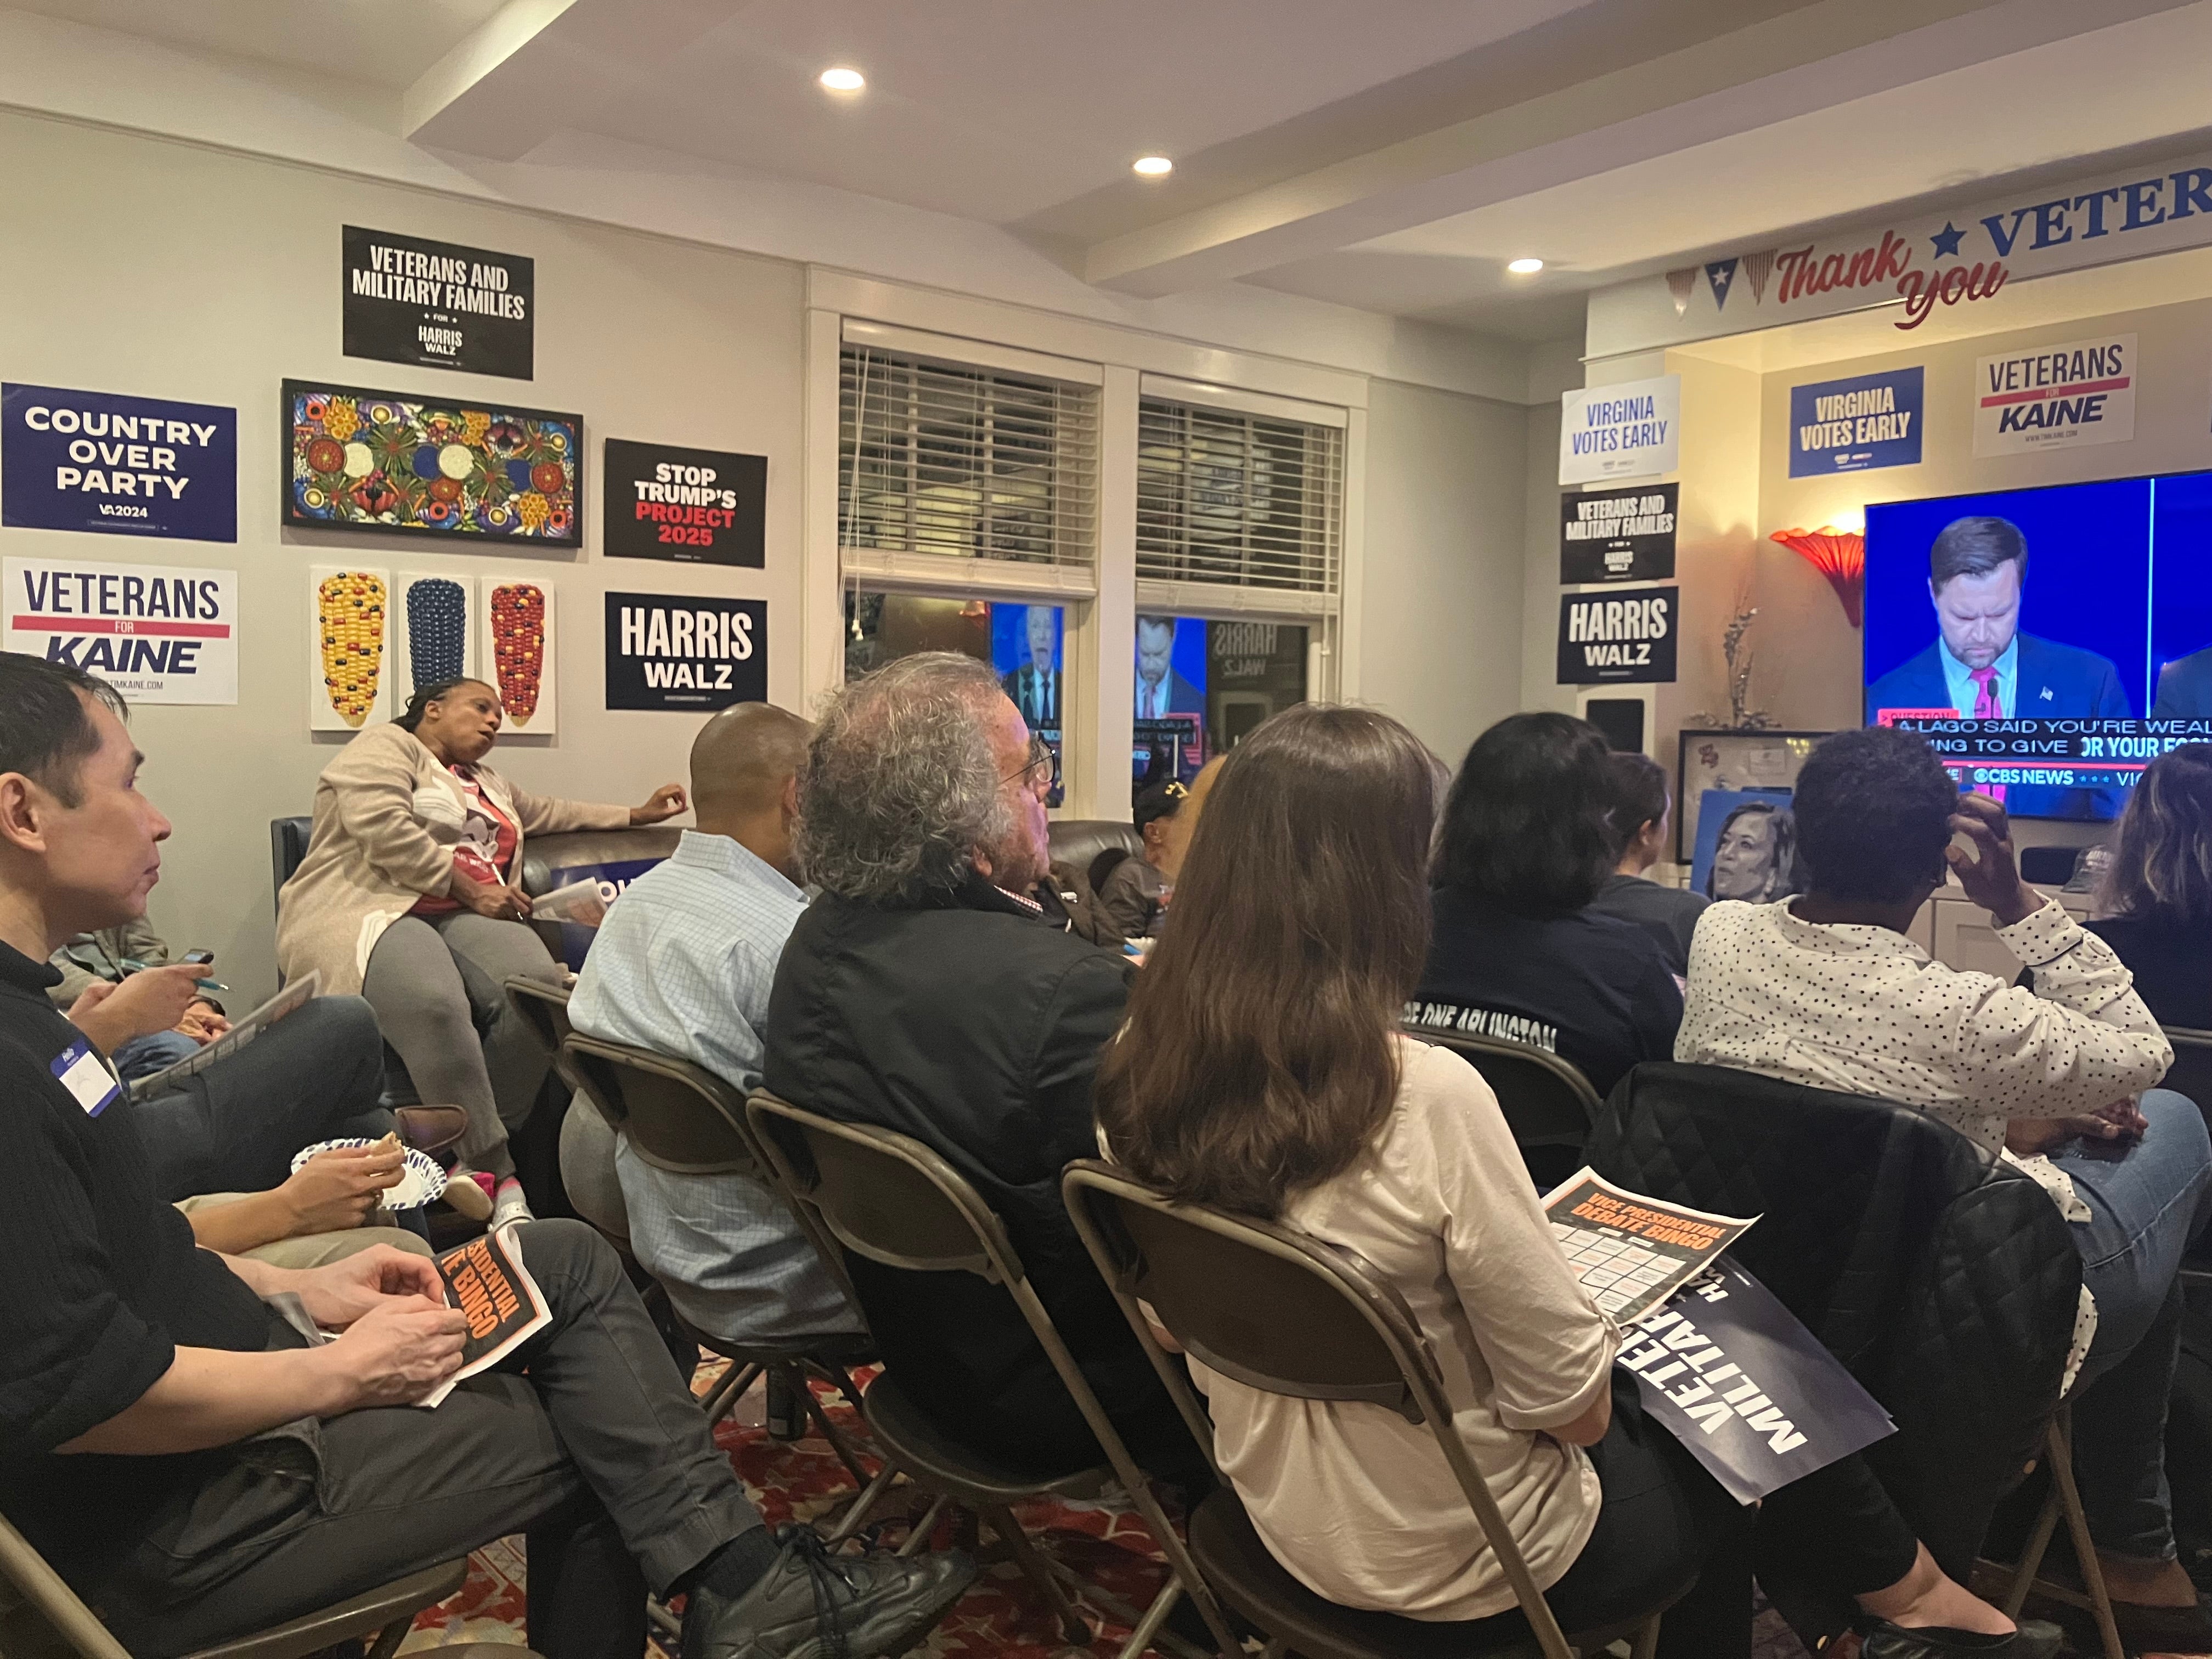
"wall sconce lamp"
1770,526,1866,628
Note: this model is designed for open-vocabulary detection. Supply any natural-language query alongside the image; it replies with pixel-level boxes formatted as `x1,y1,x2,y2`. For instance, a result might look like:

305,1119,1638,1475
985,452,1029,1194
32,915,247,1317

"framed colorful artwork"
281,380,583,547
307,565,391,731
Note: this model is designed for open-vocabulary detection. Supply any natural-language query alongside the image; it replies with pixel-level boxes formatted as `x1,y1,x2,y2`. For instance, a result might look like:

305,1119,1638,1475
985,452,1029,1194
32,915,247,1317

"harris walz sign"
1558,585,1677,684
1560,483,1676,583
602,440,766,566
604,591,766,711
343,227,534,380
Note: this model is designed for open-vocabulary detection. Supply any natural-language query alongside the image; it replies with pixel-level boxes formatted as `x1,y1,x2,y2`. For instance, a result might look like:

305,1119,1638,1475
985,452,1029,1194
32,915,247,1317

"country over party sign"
2,385,236,543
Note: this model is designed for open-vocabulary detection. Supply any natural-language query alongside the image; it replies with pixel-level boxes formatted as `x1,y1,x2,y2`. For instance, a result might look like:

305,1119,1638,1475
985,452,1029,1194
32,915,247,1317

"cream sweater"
275,721,630,996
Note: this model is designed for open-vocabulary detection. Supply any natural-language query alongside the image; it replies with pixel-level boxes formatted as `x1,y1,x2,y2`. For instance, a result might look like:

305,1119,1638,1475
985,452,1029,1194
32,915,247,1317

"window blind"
839,346,1099,569
1136,397,1341,595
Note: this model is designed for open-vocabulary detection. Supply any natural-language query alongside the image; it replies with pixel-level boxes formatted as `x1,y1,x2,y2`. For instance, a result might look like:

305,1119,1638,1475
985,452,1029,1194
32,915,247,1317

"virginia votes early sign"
1558,585,1677,684
603,591,767,711
2,384,236,542
1559,374,1680,484
1789,366,1923,476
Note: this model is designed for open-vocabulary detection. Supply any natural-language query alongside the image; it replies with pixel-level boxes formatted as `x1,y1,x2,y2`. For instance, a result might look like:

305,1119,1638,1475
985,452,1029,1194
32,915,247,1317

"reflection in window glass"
844,590,1065,808
1132,613,1307,801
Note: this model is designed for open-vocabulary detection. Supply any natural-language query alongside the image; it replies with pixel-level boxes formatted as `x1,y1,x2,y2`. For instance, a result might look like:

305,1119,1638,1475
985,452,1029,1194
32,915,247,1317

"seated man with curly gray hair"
764,651,1207,1489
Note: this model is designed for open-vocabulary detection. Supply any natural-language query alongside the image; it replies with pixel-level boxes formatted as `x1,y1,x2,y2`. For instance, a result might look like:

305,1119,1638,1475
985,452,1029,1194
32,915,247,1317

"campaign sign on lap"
544,856,667,970
1617,1260,1895,1504
2,384,236,541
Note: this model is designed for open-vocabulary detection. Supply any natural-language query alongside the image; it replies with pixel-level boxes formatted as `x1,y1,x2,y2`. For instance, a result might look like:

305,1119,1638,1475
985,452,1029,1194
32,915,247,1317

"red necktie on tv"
1970,666,2007,803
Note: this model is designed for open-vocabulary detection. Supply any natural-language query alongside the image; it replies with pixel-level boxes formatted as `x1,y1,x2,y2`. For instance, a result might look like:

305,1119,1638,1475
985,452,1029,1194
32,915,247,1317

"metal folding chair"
1063,1160,1690,1659
1405,1027,1601,1189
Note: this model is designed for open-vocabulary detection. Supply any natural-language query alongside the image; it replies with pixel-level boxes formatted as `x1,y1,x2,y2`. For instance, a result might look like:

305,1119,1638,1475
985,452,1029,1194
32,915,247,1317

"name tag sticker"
52,1039,120,1117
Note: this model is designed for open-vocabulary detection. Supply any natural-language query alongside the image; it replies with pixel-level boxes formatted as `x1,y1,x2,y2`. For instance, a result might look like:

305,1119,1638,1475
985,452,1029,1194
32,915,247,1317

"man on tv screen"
2153,646,2212,718
1865,515,2130,819
1133,614,1203,721
1000,604,1059,726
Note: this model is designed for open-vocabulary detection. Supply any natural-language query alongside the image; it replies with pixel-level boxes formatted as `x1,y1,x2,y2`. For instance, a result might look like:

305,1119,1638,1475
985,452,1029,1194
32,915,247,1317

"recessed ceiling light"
1132,155,1174,178
819,66,865,92
1507,257,1544,275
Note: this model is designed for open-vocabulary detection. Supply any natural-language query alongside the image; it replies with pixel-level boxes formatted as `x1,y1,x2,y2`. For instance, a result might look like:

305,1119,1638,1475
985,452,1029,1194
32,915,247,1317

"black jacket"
763,874,1172,1472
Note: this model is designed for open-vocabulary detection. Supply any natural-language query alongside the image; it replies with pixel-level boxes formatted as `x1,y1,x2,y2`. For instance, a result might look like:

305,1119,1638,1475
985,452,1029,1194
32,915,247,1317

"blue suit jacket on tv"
2153,647,2212,719
1865,633,2132,820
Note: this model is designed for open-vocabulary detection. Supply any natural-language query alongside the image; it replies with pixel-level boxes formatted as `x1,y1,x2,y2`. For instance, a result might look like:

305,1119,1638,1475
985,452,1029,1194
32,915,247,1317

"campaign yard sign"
1559,484,1677,583
2,385,236,542
1557,585,1677,684
602,440,766,566
1619,1260,1895,1505
603,592,766,711
5,557,238,703
1559,374,1680,484
1973,333,2135,457
343,226,534,380
543,854,668,970
1790,366,1923,476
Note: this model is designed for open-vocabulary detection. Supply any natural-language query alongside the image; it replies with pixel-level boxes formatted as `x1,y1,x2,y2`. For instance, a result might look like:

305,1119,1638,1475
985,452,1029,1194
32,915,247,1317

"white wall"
1359,378,1528,768
1,111,804,1000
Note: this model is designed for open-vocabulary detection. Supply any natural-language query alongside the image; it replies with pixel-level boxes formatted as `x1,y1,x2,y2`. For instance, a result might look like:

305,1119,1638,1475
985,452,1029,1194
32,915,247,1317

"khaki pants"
175,1193,433,1266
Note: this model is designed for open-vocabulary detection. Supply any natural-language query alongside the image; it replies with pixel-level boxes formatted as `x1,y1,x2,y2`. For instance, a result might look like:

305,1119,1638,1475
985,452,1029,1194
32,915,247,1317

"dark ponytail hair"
394,676,485,732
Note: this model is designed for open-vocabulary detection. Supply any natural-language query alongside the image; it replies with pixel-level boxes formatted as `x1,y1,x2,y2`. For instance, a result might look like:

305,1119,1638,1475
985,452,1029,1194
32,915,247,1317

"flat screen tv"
1863,471,2212,820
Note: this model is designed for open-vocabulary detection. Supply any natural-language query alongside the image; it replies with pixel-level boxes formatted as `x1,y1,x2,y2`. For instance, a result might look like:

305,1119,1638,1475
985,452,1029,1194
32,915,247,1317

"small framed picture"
1675,729,1831,864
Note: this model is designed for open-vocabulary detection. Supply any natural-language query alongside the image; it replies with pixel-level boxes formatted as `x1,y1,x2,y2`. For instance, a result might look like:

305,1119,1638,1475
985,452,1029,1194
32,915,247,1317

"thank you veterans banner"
1560,483,1677,583
1560,375,1679,484
1973,333,2135,456
1790,366,1923,476
603,591,766,711
343,226,534,380
602,440,766,566
1558,585,1677,684
2,385,236,542
5,556,238,703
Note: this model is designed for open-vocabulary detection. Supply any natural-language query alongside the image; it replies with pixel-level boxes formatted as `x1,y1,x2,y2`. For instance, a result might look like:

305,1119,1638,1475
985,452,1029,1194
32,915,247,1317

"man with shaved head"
569,702,861,1347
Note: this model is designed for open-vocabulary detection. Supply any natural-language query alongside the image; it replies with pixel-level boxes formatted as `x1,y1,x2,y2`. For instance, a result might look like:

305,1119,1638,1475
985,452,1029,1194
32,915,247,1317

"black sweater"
0,940,272,1584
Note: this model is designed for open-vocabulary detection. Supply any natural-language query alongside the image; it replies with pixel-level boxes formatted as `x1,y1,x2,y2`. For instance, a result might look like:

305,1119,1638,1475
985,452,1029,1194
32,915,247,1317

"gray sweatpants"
360,911,563,1177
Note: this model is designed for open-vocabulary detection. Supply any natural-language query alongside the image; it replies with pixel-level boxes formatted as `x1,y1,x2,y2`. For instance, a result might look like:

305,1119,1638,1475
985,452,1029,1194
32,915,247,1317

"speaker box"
1585,698,1646,754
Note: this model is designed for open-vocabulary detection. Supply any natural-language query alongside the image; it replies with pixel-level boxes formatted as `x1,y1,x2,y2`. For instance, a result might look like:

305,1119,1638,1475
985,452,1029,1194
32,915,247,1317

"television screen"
990,602,1064,808
1863,471,2212,820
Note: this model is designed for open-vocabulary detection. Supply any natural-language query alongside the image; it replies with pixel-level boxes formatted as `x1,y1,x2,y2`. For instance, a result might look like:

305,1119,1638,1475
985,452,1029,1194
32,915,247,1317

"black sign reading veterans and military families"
1557,584,1677,684
603,591,766,711
343,226,534,380
1559,483,1677,584
602,440,766,566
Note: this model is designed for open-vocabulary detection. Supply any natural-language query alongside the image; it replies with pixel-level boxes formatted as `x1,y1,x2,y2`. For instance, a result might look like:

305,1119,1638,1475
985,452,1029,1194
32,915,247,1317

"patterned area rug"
393,1363,1825,1659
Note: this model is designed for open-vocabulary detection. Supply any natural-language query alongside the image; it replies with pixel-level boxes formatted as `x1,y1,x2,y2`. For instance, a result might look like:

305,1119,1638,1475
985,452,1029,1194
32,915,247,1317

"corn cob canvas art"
395,573,478,706
281,381,582,547
480,578,557,733
308,566,390,730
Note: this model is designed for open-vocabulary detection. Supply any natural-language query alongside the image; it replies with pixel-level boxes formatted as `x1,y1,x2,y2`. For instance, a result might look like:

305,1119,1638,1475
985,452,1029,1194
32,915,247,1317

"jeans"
128,995,393,1201
113,1029,202,1082
89,1220,766,1659
2050,1088,2212,1561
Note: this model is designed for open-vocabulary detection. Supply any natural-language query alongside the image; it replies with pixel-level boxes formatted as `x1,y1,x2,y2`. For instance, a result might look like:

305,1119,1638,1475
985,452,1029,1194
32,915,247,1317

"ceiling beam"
405,0,746,160
1080,0,2194,296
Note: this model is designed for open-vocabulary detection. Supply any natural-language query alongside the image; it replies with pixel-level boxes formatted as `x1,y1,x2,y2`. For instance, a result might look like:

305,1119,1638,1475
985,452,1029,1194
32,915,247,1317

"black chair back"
1061,1162,1577,1659
270,816,311,907
2164,1027,2212,1128
1407,1029,1598,1186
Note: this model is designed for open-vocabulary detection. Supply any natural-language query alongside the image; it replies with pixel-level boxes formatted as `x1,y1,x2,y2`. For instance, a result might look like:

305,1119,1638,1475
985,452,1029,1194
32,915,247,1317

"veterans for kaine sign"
343,226,534,380
1558,585,1676,684
1790,366,1923,476
1559,375,1679,484
602,440,766,567
1560,483,1677,583
604,592,766,711
2,385,235,542
1974,333,2135,457
5,557,237,703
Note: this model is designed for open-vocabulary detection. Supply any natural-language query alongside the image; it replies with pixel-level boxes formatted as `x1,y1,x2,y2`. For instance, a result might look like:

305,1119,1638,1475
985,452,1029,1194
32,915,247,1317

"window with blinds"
1136,398,1342,595
839,346,1099,568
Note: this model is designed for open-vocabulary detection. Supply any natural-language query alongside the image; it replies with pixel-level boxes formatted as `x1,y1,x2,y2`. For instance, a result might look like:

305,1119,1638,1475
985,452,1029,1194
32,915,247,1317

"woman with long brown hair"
1096,703,2056,1659
2089,741,2212,1027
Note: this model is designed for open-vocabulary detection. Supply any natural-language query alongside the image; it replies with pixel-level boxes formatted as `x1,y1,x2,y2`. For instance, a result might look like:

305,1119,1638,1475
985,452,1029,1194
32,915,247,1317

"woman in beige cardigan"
277,676,685,1227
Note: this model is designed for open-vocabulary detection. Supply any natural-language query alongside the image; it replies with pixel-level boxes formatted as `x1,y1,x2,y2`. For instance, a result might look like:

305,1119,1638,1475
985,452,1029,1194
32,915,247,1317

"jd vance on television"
1863,470,2212,821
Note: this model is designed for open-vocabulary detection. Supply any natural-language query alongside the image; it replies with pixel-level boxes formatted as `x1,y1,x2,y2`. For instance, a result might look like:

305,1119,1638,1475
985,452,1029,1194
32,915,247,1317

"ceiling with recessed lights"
8,0,2212,350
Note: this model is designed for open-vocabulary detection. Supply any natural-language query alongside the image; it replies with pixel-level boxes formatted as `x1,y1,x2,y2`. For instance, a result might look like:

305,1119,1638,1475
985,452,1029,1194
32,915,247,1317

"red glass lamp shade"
1771,526,1866,627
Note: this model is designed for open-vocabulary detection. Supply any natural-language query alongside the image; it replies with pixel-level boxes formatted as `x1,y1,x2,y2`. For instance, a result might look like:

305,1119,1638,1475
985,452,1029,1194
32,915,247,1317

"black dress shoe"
681,1528,975,1659
1858,1618,2065,1659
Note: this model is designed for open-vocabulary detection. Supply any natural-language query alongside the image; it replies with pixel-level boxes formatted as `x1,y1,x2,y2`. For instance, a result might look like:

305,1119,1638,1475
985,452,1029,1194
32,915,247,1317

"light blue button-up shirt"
1940,635,2019,719
569,830,861,1344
